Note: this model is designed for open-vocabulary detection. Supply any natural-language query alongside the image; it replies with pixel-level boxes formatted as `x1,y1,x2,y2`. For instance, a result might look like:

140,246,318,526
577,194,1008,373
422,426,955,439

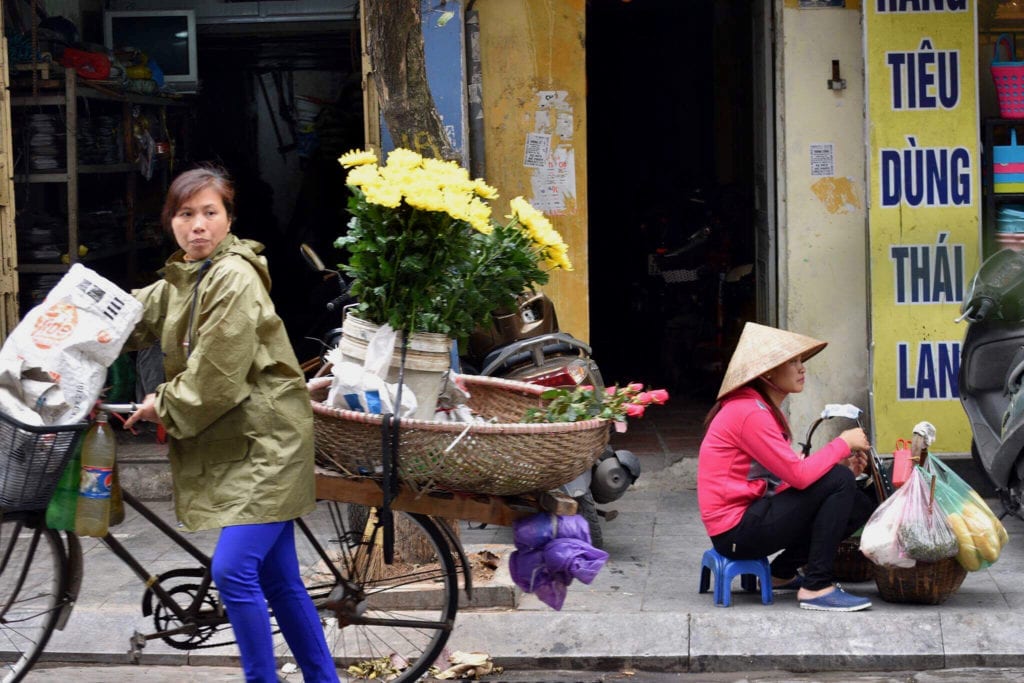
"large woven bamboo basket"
308,374,610,496
872,555,967,605
833,538,873,583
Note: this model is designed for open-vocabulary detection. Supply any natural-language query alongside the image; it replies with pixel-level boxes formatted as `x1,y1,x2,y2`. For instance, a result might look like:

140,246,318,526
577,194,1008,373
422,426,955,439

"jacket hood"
166,234,271,290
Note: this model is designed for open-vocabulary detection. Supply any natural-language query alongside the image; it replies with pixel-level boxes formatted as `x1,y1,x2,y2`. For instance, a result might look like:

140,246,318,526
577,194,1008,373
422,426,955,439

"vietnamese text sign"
866,1,979,454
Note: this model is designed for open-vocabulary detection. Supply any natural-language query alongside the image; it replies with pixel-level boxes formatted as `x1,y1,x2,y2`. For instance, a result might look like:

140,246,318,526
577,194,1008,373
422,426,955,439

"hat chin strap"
759,375,787,395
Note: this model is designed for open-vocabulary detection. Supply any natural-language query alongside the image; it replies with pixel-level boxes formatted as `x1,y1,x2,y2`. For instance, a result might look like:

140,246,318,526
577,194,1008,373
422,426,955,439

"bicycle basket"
308,374,610,497
0,411,88,512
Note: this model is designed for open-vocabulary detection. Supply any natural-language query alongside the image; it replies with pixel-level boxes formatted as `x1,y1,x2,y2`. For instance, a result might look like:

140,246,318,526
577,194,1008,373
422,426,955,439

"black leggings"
710,465,875,591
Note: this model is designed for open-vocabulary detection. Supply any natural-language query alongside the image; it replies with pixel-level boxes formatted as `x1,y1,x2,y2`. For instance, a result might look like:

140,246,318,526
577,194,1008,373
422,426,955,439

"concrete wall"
777,1,869,437
475,0,590,341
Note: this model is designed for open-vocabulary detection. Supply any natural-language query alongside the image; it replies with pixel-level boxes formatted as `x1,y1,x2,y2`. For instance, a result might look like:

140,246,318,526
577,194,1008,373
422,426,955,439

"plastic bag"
896,467,959,562
0,265,142,425
860,481,916,568
508,513,608,610
925,455,1009,571
325,323,418,417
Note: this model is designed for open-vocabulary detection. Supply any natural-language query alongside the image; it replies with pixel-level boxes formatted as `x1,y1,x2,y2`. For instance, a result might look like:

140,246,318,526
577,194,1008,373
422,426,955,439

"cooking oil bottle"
75,411,116,537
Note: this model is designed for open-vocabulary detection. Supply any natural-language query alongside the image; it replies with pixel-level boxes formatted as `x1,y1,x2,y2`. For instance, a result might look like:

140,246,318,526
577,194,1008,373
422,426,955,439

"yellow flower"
338,149,378,168
386,148,424,170
362,181,403,208
473,179,499,200
345,164,381,190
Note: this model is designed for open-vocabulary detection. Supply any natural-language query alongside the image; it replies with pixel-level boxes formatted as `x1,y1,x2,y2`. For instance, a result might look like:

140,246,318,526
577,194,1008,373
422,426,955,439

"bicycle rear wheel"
0,512,68,683
284,501,459,682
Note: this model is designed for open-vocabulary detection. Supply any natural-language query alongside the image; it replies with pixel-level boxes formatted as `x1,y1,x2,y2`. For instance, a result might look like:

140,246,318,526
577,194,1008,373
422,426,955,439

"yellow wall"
777,3,870,437
475,0,590,340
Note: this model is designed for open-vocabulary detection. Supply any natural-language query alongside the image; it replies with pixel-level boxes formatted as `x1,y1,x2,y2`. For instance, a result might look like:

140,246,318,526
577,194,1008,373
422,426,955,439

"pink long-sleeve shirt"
697,387,852,537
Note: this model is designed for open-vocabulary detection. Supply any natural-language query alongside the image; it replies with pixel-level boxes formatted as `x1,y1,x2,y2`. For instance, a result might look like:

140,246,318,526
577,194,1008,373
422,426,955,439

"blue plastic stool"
699,548,773,607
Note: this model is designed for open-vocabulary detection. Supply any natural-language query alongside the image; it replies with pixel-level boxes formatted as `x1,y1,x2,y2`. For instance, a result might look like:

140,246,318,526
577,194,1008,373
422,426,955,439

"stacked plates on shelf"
22,274,63,308
15,212,64,262
28,113,63,171
78,115,121,165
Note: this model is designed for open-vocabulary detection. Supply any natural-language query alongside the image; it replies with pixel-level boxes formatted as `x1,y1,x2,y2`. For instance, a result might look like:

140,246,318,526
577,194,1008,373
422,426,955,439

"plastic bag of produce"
925,455,1009,571
860,484,916,568
896,467,959,562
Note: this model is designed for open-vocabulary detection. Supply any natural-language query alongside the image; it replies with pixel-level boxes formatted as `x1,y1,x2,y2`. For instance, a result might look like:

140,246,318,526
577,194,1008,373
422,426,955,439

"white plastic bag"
326,323,418,418
0,265,143,425
860,485,916,568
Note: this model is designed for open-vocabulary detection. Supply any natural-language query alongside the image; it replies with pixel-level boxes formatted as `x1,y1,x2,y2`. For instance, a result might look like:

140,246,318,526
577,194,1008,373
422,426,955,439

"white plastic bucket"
338,315,452,420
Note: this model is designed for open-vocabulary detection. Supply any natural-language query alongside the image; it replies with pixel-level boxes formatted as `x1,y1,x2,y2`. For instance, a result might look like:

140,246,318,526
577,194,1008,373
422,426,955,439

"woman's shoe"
772,575,804,591
799,586,872,612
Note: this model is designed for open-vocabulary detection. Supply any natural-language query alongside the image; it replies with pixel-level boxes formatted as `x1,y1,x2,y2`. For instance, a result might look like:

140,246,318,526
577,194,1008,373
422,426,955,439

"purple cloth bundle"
508,513,609,610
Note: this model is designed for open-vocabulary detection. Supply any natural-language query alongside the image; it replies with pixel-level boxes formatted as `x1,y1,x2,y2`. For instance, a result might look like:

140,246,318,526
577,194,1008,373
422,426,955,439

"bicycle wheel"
0,513,68,683
282,501,459,682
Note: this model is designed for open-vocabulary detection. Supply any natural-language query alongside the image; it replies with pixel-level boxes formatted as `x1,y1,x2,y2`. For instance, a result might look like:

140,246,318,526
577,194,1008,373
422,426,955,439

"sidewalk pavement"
35,400,1024,677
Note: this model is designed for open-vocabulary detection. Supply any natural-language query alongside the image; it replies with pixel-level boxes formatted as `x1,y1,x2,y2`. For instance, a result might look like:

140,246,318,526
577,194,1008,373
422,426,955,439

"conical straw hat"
716,322,827,400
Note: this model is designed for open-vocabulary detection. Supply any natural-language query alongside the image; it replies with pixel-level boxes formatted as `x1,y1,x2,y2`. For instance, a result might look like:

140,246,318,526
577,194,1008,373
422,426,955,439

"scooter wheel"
574,492,604,550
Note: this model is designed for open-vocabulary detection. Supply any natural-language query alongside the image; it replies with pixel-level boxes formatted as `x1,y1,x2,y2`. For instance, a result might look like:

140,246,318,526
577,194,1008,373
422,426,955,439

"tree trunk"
365,0,456,160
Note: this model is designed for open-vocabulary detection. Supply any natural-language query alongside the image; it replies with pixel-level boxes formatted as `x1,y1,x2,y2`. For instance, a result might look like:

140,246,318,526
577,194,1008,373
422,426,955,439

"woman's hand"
123,392,161,430
843,451,869,477
840,427,871,452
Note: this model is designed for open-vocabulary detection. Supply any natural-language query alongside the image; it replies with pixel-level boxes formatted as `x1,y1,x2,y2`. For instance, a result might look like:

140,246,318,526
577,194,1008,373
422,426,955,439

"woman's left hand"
843,451,869,477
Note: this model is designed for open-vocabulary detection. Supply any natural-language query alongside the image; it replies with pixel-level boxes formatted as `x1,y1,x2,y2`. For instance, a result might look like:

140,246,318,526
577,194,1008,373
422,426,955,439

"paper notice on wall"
524,133,551,169
530,146,576,215
810,143,835,177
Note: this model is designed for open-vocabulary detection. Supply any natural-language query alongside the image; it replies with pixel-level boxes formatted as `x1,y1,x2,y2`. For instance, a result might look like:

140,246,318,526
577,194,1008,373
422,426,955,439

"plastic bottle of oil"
75,411,116,537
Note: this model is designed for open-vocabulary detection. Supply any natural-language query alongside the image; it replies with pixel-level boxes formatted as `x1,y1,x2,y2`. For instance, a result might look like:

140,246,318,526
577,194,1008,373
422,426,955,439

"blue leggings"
212,521,338,682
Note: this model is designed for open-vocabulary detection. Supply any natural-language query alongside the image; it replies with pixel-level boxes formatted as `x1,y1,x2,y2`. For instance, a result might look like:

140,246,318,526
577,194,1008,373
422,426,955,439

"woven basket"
308,374,610,496
872,556,967,605
833,538,873,583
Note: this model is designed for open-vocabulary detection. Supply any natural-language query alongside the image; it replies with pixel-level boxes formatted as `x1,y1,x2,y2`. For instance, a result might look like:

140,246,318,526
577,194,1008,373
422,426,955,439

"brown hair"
702,378,792,441
161,165,235,232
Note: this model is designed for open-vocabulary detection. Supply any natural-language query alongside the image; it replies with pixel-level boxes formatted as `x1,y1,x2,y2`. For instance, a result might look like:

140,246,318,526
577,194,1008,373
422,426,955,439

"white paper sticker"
810,143,835,177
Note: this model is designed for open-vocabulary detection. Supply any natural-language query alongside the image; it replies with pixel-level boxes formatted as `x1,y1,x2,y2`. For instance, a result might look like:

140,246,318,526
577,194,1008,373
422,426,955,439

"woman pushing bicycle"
122,166,338,682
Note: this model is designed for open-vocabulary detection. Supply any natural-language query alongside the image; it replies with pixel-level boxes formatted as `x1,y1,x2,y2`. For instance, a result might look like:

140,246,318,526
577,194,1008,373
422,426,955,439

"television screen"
104,10,197,90
110,15,190,76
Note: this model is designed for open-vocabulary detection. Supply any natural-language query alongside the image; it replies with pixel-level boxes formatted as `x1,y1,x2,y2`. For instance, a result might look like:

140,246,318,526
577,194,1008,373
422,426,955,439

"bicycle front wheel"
287,502,459,682
0,513,68,683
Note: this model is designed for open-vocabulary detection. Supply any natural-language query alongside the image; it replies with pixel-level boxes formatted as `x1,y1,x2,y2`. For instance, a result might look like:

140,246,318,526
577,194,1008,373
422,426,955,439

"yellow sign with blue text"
866,0,979,454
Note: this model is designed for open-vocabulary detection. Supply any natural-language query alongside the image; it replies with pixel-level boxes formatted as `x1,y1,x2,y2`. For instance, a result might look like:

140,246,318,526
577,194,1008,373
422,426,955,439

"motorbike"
460,291,641,549
956,247,1024,520
297,243,354,376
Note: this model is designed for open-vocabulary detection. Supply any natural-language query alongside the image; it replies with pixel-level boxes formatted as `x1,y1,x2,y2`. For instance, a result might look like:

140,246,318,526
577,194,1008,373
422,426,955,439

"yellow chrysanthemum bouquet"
336,148,572,340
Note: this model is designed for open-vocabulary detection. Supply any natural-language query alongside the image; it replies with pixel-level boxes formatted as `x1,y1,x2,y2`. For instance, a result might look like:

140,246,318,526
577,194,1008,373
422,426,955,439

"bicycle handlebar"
97,402,140,414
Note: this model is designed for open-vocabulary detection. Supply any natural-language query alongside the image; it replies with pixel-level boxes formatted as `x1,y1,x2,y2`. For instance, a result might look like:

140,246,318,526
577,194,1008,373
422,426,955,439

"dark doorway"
586,0,757,401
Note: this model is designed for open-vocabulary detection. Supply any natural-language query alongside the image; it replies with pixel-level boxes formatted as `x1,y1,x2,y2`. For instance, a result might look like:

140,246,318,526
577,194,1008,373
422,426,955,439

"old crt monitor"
103,9,198,92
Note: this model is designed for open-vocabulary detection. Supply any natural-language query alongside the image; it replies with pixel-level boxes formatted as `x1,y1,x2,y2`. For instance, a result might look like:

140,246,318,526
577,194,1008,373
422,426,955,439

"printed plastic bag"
925,455,1009,571
896,467,959,562
860,479,916,568
0,265,142,425
325,323,417,417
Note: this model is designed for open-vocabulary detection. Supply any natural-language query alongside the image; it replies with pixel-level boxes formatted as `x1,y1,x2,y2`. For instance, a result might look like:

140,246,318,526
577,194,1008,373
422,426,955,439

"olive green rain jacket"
129,234,315,531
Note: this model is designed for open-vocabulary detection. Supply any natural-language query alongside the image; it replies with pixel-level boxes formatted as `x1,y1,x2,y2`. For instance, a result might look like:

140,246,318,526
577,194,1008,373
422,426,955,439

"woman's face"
766,357,806,395
171,186,232,262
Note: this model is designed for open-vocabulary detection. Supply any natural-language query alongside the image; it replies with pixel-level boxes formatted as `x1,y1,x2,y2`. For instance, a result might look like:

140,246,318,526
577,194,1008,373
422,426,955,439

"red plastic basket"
992,34,1024,119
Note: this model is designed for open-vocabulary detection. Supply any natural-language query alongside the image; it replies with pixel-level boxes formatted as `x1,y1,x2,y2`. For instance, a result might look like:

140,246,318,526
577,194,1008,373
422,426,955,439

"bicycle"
0,402,466,683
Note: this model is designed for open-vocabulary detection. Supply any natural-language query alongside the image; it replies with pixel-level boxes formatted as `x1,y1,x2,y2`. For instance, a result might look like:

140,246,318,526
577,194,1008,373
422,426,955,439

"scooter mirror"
300,243,327,273
820,403,862,420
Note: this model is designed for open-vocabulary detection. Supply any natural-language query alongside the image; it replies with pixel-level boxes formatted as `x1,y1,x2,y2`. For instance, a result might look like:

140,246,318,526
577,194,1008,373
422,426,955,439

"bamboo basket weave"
872,555,967,605
307,375,610,496
833,538,874,583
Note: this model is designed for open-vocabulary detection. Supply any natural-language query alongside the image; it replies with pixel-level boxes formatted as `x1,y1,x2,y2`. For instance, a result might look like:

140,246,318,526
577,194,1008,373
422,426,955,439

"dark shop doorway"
586,0,759,402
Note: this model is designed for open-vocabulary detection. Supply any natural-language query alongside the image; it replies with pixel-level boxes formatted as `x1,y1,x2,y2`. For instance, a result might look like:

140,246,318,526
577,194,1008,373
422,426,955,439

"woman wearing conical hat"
698,322,876,612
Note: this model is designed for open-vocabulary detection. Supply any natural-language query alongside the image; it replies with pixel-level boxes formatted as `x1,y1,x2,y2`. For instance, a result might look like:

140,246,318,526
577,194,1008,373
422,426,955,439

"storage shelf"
17,263,69,274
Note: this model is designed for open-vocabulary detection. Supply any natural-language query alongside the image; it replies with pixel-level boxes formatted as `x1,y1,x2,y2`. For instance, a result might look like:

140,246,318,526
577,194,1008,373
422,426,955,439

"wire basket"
872,555,967,605
308,374,610,496
0,411,88,512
